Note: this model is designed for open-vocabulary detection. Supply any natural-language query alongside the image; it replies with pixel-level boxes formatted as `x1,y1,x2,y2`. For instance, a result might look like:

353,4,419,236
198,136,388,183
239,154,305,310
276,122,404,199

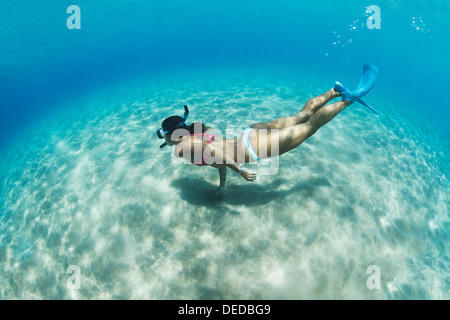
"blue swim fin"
333,64,379,114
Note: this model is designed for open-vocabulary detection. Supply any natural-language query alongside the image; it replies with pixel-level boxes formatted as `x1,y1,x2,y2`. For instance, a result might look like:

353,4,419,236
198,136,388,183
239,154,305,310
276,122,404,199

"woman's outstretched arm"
219,166,227,188
209,146,256,182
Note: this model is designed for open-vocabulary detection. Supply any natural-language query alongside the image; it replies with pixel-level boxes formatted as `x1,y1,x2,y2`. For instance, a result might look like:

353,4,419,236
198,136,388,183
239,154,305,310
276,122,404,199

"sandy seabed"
0,72,448,299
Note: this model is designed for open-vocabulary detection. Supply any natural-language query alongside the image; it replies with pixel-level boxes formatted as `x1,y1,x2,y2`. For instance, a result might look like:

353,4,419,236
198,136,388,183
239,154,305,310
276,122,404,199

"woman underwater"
156,65,378,194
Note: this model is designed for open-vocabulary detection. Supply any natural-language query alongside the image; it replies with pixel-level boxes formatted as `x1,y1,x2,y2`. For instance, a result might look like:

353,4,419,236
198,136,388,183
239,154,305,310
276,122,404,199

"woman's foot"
333,82,352,100
330,87,341,98
333,64,379,114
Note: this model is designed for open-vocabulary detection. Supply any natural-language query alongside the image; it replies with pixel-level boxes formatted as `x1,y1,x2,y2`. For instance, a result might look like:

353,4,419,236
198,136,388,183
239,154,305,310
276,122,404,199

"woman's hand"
215,186,225,197
207,186,225,199
239,167,256,182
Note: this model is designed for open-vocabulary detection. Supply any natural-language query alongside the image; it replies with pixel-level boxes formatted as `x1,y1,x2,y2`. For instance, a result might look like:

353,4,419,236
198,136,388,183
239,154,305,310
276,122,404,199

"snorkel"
157,105,190,148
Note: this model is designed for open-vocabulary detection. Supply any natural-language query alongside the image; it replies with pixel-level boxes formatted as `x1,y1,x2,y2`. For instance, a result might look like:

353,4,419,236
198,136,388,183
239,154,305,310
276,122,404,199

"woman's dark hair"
186,121,208,134
162,116,185,133
162,116,209,135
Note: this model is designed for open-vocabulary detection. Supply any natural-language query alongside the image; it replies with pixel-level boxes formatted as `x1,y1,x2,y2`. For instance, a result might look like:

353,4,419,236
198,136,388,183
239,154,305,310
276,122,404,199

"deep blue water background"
1,0,449,150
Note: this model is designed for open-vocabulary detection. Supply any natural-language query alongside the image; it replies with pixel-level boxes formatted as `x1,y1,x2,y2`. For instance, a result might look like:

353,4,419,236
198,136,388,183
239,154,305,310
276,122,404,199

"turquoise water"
0,1,449,299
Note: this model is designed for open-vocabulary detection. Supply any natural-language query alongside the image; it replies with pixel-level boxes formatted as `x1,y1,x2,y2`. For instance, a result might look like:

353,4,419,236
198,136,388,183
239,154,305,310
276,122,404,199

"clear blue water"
0,1,448,299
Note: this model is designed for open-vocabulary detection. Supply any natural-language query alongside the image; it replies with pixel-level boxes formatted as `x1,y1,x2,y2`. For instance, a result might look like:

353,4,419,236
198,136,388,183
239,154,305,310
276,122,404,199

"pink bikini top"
190,133,216,166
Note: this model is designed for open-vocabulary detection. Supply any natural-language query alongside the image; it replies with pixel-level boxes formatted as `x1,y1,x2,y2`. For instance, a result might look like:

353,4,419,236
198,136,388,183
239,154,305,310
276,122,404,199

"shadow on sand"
171,174,332,213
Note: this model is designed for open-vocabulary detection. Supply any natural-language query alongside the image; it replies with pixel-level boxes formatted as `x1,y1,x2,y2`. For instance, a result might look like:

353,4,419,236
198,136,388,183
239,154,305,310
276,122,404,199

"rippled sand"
0,71,448,299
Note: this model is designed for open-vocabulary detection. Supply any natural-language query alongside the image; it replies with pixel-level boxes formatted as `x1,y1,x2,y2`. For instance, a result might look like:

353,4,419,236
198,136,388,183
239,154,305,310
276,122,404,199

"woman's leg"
250,88,340,129
273,99,353,155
